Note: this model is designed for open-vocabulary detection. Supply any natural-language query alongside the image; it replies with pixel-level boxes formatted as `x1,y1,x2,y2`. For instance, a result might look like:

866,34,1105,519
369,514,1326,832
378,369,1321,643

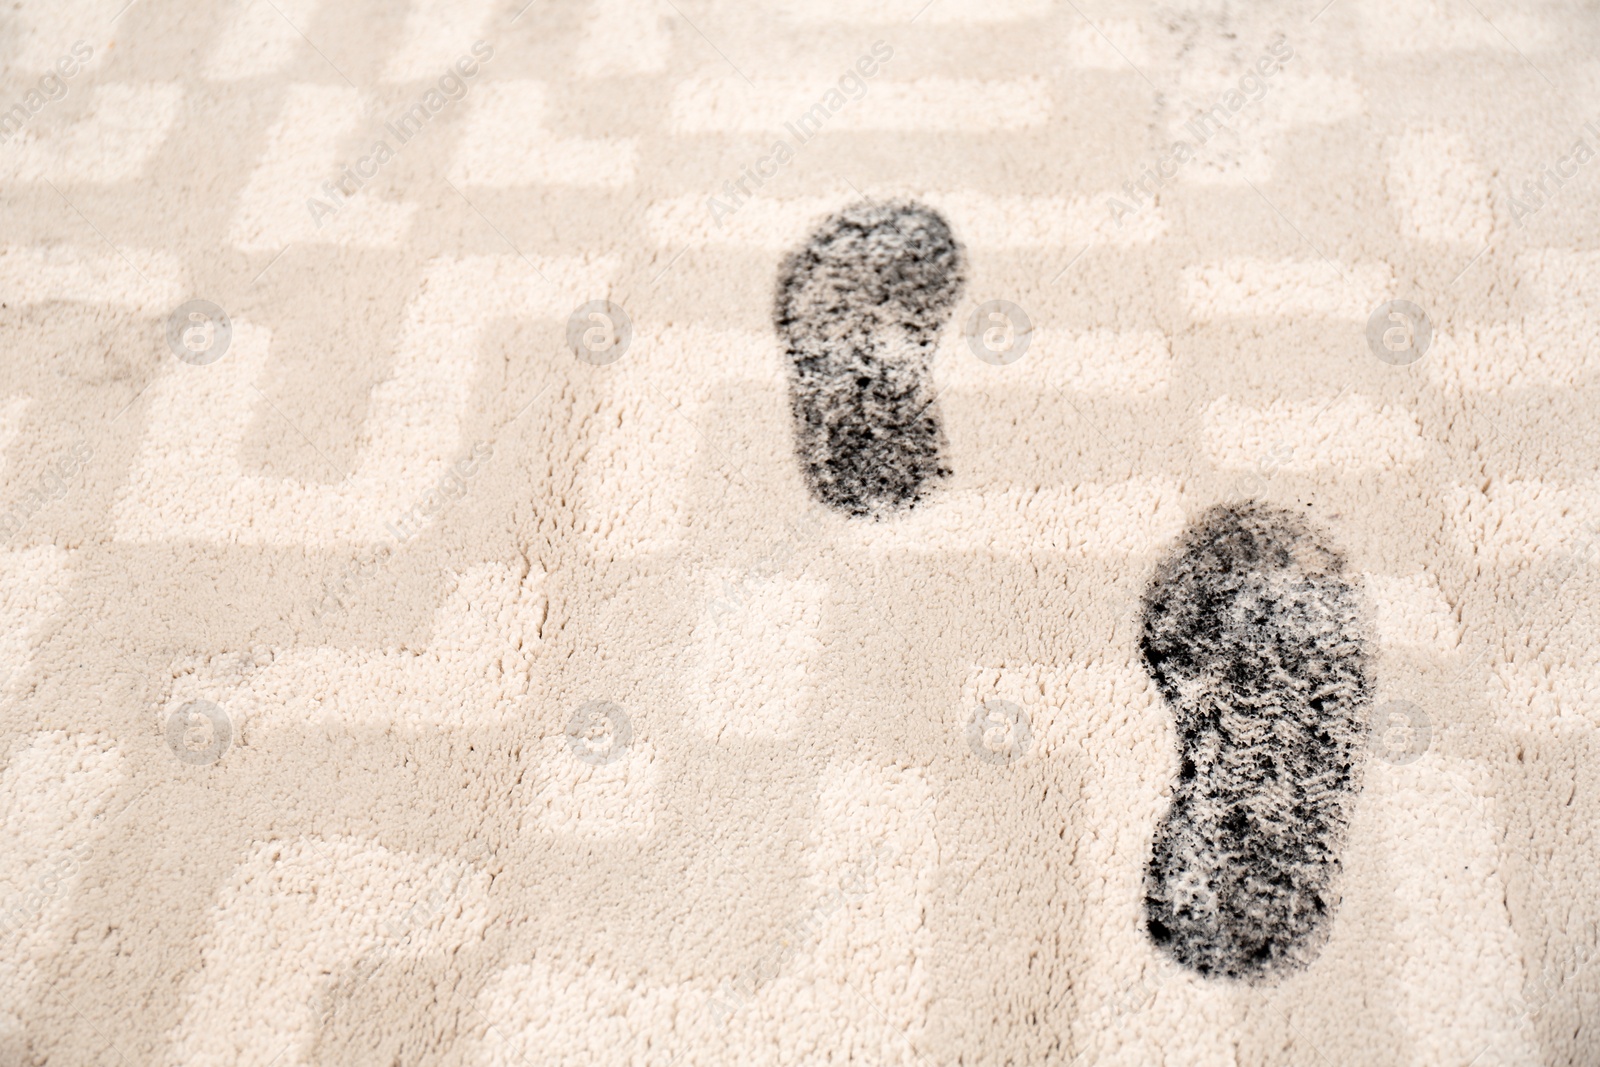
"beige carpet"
2,0,1598,1063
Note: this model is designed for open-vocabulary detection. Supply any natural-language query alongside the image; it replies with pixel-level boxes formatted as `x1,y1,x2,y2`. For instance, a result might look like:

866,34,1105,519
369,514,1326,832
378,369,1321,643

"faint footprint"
774,200,966,519
1139,501,1372,982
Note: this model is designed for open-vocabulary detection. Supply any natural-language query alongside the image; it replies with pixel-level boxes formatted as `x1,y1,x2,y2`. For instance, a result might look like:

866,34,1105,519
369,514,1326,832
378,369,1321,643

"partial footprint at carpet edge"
774,199,966,520
1139,501,1373,983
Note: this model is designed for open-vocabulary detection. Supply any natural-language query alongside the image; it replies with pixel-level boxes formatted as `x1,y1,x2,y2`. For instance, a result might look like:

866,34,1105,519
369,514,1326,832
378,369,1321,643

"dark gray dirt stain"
773,200,966,519
1140,501,1372,983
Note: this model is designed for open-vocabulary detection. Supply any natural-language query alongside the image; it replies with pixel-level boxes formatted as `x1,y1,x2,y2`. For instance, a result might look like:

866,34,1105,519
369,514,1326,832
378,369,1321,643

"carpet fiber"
2,0,1598,1064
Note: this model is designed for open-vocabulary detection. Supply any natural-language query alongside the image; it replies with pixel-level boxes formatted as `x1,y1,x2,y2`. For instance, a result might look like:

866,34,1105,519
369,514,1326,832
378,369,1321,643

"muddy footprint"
774,200,966,518
1139,501,1373,982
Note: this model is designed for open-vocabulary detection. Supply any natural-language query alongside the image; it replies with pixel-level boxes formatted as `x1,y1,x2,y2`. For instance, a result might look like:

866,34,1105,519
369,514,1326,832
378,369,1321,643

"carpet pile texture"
1,0,1598,1064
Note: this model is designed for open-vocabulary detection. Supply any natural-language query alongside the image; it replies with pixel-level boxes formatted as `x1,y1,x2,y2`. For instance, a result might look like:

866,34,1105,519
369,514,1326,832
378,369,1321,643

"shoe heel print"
774,199,966,519
1139,502,1373,982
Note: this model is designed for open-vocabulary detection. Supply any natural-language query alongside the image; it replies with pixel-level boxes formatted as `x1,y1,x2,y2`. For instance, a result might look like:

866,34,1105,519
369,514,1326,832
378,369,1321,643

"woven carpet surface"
1,0,1598,1064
